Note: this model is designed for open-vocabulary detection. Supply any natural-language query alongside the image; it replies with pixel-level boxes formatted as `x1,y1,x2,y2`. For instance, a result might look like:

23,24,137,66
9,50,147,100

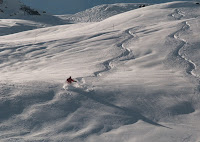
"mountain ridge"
58,3,149,23
20,0,196,14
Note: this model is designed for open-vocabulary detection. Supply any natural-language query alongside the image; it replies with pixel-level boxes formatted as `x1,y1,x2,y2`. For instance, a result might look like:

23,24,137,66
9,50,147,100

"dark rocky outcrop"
139,5,146,8
20,5,40,15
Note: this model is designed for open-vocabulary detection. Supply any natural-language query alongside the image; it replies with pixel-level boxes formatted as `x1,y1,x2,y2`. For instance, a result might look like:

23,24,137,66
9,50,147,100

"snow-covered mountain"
0,0,41,18
1,1,200,142
58,3,149,22
20,0,196,14
0,0,69,36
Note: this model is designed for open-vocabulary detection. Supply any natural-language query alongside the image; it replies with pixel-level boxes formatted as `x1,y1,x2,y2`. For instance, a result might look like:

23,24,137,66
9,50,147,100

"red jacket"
66,76,76,84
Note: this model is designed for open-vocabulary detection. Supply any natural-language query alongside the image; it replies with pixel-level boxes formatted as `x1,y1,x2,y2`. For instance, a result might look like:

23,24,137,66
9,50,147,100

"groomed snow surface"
0,1,200,142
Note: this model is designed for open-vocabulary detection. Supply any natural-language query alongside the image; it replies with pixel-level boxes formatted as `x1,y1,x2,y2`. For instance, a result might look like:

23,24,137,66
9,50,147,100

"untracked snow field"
0,1,200,142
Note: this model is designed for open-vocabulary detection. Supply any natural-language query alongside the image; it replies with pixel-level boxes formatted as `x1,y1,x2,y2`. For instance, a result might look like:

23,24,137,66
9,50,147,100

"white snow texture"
0,0,200,142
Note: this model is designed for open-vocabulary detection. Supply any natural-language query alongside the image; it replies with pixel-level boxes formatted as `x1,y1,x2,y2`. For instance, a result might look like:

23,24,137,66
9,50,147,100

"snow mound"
58,3,149,23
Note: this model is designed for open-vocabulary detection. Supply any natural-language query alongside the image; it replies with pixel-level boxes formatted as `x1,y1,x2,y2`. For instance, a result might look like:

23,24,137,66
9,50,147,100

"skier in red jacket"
66,76,77,84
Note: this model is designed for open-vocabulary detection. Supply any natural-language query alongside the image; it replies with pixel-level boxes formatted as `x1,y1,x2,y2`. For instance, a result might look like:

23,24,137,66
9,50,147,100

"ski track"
94,28,136,76
171,9,185,20
172,9,199,79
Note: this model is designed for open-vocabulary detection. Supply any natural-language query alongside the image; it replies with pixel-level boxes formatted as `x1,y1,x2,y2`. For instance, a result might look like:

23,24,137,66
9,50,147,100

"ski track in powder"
172,9,199,79
94,28,136,76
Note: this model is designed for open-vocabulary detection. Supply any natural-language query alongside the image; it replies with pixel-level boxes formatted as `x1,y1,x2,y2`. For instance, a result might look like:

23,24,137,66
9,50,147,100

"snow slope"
0,0,68,36
0,0,40,18
58,3,149,23
0,1,200,142
20,0,195,14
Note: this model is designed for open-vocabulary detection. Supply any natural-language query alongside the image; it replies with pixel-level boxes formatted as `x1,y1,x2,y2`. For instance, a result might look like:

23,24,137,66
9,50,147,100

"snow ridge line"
173,21,199,78
94,28,136,76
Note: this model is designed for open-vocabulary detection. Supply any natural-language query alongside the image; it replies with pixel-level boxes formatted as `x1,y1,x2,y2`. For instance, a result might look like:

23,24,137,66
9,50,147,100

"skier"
66,76,77,84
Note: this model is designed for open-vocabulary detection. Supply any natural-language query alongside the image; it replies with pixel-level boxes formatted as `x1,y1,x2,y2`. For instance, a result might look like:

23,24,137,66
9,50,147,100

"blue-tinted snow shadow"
71,87,171,130
0,90,55,122
0,82,56,122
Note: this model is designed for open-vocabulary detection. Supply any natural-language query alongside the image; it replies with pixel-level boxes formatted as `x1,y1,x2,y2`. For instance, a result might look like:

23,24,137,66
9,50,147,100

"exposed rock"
20,5,40,15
